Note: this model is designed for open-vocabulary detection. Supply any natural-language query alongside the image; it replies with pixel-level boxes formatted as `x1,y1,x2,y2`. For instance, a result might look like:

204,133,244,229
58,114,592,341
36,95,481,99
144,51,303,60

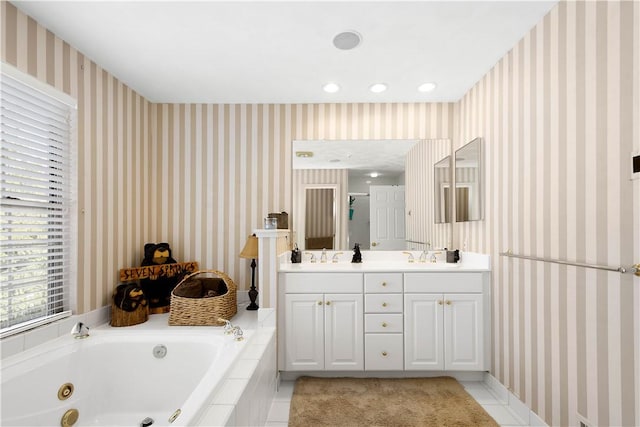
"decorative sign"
119,262,199,283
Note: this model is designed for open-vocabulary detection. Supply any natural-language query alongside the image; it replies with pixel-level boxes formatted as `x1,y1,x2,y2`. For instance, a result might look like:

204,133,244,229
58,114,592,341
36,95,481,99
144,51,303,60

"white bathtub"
1,327,252,427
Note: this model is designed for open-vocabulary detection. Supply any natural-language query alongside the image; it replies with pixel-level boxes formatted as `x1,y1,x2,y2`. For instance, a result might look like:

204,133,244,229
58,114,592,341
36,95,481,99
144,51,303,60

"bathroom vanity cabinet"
278,264,491,374
283,273,363,371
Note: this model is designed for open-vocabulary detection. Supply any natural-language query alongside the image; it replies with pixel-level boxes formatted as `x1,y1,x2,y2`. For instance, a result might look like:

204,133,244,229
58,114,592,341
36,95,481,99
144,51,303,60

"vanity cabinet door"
284,293,324,371
404,294,444,370
443,293,483,371
324,293,364,370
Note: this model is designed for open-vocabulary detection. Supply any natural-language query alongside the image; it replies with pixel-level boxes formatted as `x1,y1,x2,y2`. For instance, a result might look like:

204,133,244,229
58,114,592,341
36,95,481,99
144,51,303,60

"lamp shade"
239,234,259,259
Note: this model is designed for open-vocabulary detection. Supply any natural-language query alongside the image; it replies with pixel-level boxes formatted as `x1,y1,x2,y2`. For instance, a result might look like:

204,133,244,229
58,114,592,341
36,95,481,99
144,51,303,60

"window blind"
1,64,77,337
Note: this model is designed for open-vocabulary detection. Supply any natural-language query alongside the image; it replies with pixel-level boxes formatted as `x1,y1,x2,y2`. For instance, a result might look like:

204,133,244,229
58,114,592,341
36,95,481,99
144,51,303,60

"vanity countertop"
278,251,491,273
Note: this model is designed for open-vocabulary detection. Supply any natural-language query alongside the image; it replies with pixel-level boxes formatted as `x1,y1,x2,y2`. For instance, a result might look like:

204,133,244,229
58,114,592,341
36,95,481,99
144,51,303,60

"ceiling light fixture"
418,82,437,93
333,31,362,50
322,82,340,93
370,172,379,178
369,83,387,93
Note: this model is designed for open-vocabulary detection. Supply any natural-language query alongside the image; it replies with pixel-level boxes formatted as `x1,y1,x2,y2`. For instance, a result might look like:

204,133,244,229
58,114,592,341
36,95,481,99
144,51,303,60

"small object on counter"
291,243,302,263
264,217,278,229
351,243,362,263
268,211,289,229
447,249,461,263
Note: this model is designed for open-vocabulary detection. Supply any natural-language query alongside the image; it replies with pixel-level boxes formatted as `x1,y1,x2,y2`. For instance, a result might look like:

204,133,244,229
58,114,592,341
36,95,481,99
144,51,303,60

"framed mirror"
292,139,451,250
433,155,451,224
454,137,483,222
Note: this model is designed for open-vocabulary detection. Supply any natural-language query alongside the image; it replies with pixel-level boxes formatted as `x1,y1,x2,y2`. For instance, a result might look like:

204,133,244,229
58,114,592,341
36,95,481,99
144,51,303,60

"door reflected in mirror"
455,137,483,222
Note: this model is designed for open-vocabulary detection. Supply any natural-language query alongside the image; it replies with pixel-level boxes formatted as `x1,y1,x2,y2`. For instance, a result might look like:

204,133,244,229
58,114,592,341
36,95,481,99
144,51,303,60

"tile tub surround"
0,305,110,359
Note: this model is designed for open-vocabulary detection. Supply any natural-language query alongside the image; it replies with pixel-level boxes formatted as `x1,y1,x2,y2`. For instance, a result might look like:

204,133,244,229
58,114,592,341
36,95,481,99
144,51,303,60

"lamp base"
247,286,259,310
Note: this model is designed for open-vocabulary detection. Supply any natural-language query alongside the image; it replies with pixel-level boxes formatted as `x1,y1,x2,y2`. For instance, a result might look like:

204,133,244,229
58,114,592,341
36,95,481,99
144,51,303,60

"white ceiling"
12,1,557,104
292,139,419,174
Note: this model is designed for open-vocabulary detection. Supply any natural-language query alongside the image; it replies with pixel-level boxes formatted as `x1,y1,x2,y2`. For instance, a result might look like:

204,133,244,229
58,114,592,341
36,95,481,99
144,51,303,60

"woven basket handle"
175,269,236,291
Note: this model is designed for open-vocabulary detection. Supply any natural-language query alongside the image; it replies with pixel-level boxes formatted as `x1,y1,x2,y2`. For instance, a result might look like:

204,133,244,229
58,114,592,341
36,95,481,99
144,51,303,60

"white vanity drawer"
365,294,403,313
365,334,404,370
282,273,363,293
404,272,483,293
365,314,403,333
364,273,403,293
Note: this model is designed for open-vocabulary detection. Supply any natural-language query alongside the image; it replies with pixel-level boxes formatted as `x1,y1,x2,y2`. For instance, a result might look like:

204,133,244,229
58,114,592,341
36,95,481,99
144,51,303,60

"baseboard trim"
483,373,548,426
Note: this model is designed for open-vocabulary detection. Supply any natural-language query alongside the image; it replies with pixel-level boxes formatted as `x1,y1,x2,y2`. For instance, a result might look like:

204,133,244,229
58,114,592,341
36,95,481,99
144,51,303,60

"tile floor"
265,380,528,427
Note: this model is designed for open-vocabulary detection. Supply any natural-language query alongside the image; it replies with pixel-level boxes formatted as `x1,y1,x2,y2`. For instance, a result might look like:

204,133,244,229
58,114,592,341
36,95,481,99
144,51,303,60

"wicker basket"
168,270,237,326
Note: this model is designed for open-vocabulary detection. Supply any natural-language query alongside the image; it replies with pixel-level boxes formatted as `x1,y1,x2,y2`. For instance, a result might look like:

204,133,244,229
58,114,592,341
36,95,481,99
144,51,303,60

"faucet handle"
304,252,317,263
232,326,244,341
331,252,344,263
217,318,234,334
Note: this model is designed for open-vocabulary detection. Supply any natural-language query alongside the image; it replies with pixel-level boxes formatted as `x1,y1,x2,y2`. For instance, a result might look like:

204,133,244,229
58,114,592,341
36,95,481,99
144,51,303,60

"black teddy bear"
140,242,178,312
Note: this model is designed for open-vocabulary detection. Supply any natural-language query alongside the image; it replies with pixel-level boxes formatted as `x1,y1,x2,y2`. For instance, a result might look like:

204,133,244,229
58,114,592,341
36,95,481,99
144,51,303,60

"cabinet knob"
381,282,387,287
317,301,322,305
371,242,378,247
446,300,452,305
382,302,387,307
326,301,331,305
382,322,388,328
381,351,388,357
438,300,443,305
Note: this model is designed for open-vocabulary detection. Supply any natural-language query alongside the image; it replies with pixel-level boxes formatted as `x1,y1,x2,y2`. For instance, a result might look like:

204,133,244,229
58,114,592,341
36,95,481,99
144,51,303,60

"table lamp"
239,234,259,310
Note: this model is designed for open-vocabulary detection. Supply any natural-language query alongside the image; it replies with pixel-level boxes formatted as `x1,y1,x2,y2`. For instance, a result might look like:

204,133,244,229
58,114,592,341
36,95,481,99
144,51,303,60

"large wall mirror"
455,137,483,222
292,139,451,251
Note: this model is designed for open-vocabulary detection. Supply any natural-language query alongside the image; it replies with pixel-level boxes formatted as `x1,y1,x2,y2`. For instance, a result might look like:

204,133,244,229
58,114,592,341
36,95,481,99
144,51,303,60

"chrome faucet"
71,322,89,339
320,248,327,263
331,252,343,263
419,250,429,263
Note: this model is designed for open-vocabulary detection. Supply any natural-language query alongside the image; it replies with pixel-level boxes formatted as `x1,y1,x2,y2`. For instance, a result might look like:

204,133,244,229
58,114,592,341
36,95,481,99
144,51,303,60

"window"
1,63,77,338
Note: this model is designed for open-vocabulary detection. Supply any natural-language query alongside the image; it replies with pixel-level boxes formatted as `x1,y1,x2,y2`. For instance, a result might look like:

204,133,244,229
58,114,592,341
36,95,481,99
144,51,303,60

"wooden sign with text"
119,262,199,283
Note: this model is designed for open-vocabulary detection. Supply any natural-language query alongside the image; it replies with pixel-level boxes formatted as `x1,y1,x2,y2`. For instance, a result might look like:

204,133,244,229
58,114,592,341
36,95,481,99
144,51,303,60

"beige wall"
3,1,639,425
457,2,639,426
1,2,153,314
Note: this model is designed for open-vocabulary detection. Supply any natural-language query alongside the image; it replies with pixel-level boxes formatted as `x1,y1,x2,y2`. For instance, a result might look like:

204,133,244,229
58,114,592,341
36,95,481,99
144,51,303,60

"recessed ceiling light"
370,172,379,178
418,82,437,93
322,82,340,93
369,83,387,93
333,31,362,50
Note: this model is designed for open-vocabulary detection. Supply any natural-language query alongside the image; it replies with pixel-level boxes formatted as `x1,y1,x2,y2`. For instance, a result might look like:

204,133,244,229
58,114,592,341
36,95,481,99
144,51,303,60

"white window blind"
1,64,77,338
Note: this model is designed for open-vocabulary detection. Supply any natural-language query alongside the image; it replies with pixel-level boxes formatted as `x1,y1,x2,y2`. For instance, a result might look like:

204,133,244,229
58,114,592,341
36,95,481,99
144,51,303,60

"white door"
404,293,444,370
369,185,406,250
285,293,324,370
324,293,364,370
444,293,483,371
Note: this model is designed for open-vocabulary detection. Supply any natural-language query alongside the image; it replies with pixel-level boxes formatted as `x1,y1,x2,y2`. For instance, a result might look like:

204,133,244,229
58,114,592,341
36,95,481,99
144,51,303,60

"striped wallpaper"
456,1,639,426
152,103,455,294
1,2,153,315
405,138,451,250
3,1,639,425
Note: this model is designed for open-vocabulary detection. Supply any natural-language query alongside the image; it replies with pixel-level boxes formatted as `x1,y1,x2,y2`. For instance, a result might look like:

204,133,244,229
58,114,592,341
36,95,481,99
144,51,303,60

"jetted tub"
1,326,252,427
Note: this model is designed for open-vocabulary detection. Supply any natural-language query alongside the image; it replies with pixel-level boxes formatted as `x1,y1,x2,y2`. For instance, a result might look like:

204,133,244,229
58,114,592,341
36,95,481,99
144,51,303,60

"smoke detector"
333,31,362,50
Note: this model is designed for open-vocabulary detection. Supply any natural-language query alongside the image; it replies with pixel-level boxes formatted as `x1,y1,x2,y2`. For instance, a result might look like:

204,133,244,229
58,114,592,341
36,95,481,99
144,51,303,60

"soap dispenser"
351,243,362,263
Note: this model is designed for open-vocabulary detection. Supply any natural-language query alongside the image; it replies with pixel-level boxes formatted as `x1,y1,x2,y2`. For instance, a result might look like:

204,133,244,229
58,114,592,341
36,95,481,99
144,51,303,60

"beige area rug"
288,376,500,427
